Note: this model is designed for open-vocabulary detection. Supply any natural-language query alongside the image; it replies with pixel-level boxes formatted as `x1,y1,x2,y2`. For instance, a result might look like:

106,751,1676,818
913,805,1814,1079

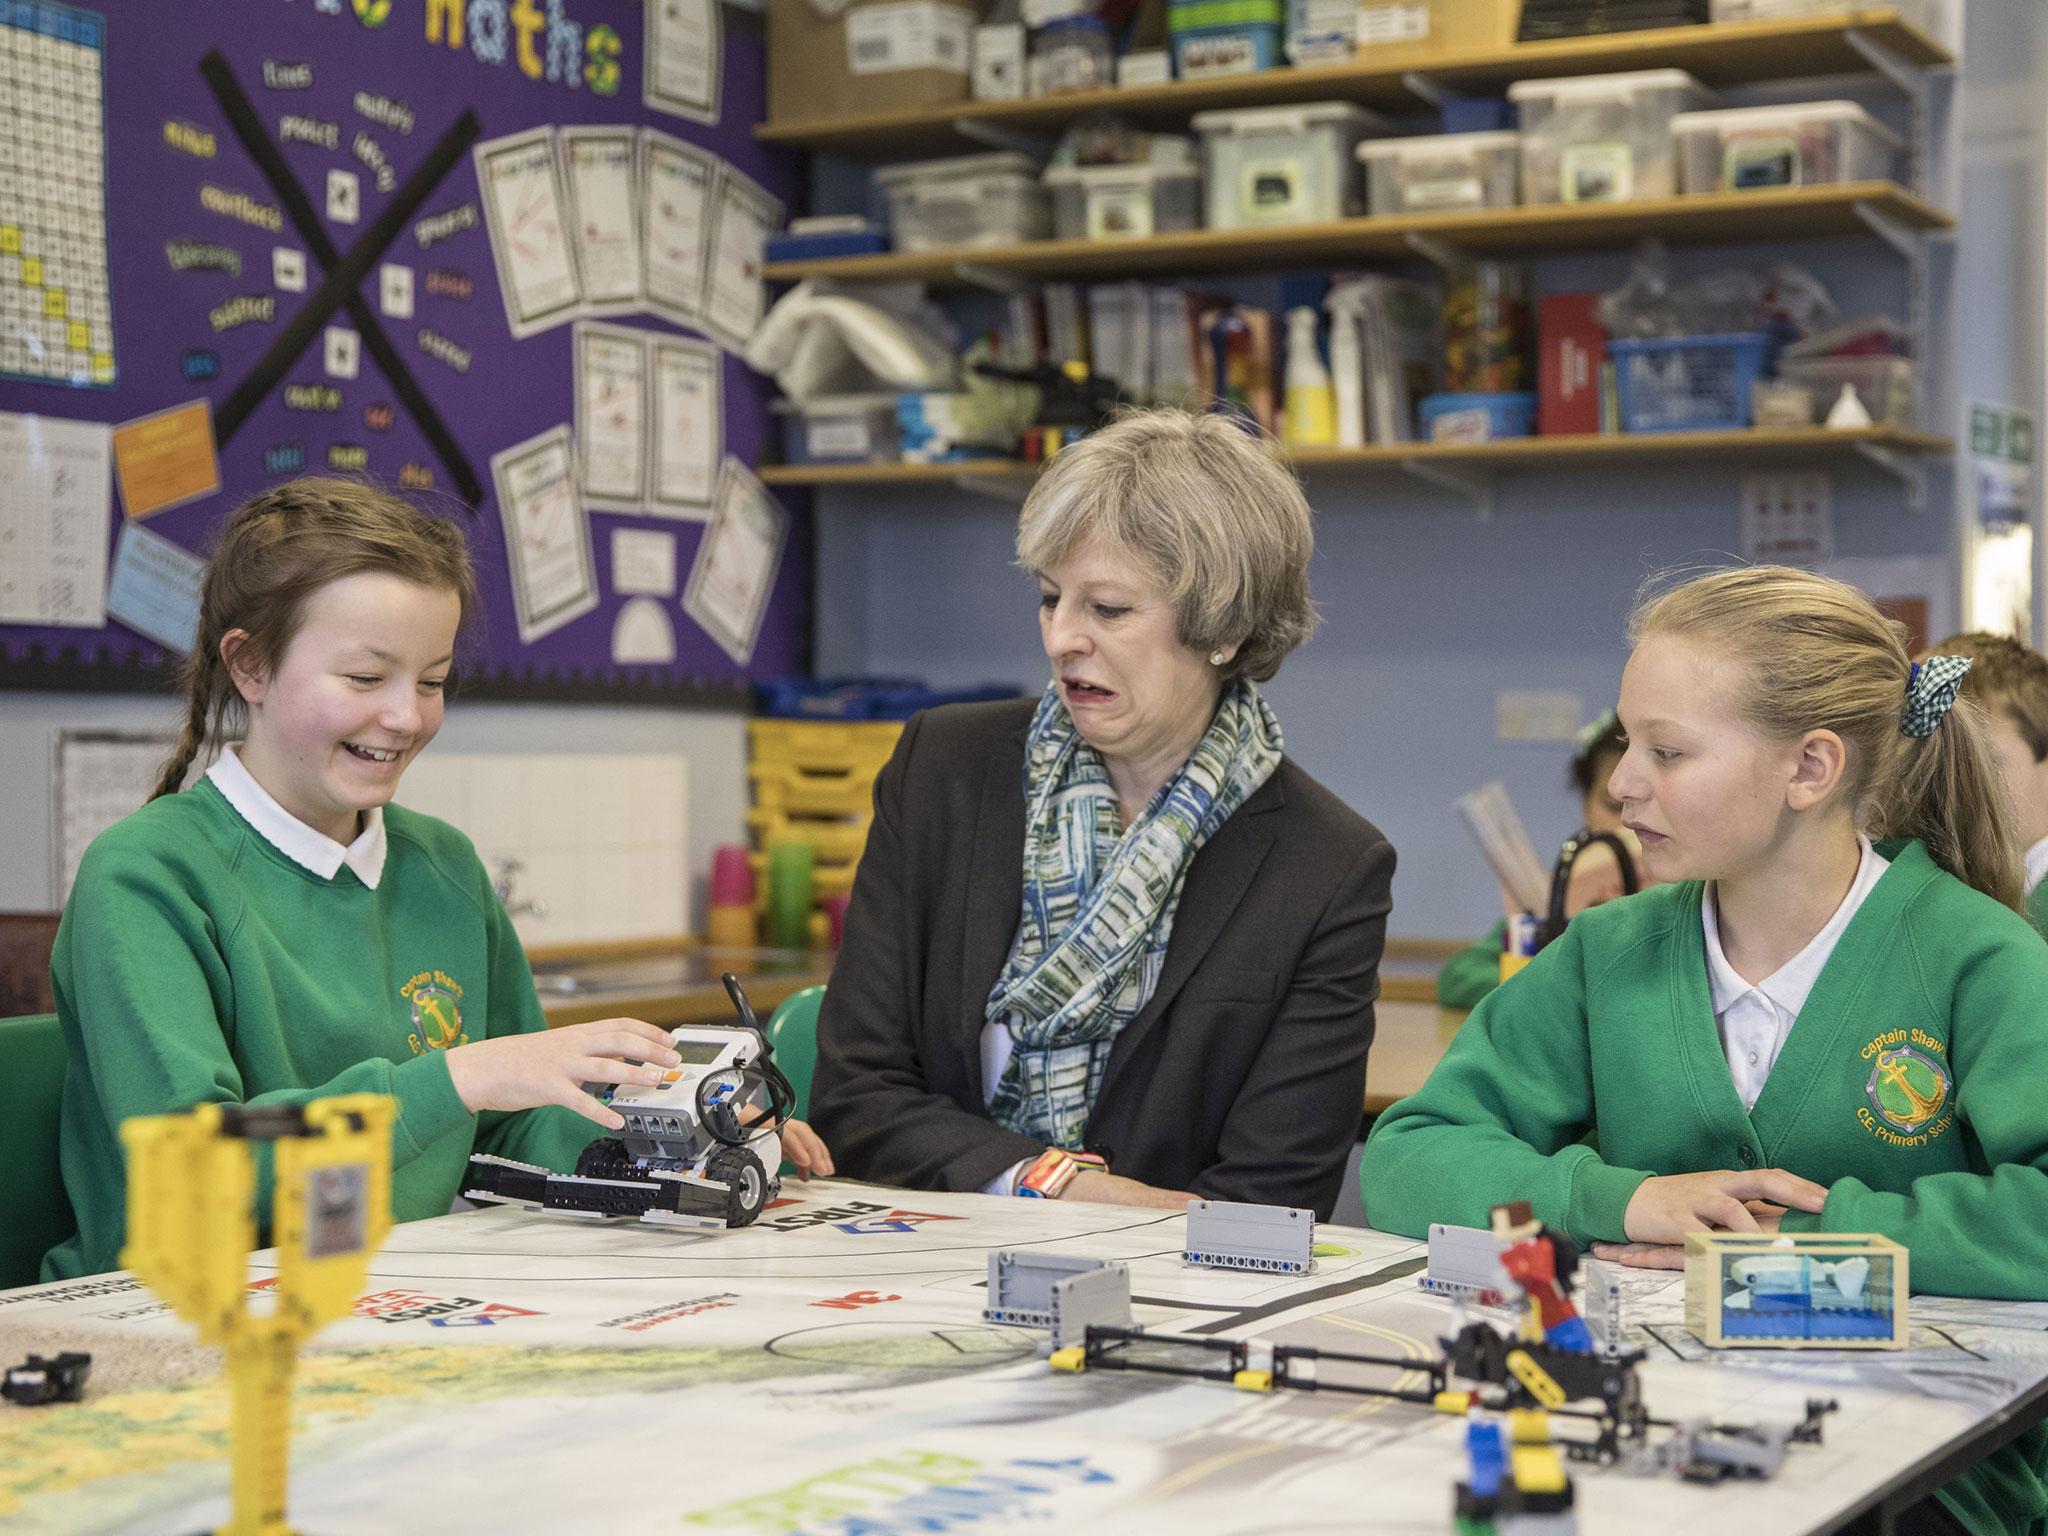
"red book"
1539,294,1607,437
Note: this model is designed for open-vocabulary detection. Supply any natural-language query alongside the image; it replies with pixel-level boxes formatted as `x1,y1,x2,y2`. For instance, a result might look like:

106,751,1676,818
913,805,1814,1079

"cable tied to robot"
697,973,802,1149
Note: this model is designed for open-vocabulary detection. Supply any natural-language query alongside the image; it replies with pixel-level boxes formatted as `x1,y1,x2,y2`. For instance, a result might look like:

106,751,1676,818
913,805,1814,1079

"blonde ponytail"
1632,566,2024,913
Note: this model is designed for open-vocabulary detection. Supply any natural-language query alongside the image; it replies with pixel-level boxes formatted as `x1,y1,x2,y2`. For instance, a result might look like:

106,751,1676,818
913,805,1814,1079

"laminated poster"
560,127,642,317
0,409,112,627
640,129,714,331
573,320,650,511
491,425,598,643
474,128,582,339
647,334,721,517
701,165,782,353
644,0,722,126
683,457,787,666
611,527,678,596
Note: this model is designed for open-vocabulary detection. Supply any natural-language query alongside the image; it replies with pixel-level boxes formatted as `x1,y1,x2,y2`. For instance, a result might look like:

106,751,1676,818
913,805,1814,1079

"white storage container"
1358,131,1520,215
1508,69,1711,205
778,394,903,465
1673,102,1901,194
1190,102,1386,229
1712,0,1926,24
1777,356,1916,428
1045,158,1203,241
875,151,1052,251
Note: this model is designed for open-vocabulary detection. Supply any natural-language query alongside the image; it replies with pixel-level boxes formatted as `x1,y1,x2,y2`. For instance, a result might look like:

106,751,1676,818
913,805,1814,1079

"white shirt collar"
1703,835,1889,1020
2025,835,2048,897
206,746,387,889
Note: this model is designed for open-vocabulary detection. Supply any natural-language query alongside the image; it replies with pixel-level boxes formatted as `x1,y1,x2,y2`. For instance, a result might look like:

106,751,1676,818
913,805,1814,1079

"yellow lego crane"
122,1096,394,1536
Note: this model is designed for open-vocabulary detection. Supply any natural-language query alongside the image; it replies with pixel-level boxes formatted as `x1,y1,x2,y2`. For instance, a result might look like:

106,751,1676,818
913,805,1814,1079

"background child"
45,480,828,1281
1436,712,1634,1009
1365,566,2046,1536
1925,631,2048,938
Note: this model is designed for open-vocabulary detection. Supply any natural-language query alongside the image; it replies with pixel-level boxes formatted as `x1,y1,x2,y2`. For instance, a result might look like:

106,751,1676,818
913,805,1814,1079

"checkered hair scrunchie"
1902,655,1973,738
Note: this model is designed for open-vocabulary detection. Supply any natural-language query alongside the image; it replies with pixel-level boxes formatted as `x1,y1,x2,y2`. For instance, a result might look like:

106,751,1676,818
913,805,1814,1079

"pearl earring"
1209,650,1226,666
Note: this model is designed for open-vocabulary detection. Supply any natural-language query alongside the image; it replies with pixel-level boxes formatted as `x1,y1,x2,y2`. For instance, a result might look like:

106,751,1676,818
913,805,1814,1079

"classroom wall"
0,691,750,926
811,0,2046,941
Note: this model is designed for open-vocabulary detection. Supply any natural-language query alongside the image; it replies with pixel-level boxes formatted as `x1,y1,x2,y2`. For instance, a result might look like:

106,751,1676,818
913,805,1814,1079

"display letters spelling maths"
292,0,625,96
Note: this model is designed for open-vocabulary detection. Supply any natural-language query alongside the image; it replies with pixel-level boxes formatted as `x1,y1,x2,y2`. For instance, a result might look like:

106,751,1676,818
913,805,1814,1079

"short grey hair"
1014,409,1318,682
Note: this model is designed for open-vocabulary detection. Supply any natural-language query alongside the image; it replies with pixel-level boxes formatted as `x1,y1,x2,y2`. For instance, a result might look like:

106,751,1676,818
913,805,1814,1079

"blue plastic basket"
755,677,1025,720
1609,332,1774,433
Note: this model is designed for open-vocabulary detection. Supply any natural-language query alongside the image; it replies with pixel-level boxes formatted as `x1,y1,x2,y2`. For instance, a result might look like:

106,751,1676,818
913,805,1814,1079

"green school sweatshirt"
2027,879,2048,942
1362,839,2048,1536
1436,919,1506,1010
44,780,603,1281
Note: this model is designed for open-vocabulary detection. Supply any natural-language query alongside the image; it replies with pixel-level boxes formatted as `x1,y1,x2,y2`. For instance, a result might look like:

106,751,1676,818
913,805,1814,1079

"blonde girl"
1364,565,2046,1536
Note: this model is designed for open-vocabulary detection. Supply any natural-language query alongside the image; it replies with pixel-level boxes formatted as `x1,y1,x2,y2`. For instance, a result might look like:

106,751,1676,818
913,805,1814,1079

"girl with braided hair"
45,480,829,1281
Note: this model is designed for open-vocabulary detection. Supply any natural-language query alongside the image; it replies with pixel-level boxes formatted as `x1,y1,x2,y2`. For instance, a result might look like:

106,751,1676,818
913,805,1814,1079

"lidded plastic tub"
875,151,1051,251
1358,130,1520,215
1045,152,1203,241
1673,101,1901,194
1190,101,1385,228
1508,68,1711,205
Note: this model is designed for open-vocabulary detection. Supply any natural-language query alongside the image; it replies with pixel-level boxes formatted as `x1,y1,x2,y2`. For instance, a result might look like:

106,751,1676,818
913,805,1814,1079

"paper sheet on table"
492,425,598,643
683,457,787,666
105,520,205,653
644,0,722,125
0,410,111,627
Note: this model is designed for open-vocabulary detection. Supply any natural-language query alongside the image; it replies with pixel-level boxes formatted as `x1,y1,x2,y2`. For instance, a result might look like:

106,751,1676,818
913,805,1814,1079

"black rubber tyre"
574,1138,633,1181
708,1147,768,1226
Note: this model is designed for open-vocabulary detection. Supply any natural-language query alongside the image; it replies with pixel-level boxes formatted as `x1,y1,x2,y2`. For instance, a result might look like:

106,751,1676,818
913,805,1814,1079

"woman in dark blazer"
810,410,1396,1219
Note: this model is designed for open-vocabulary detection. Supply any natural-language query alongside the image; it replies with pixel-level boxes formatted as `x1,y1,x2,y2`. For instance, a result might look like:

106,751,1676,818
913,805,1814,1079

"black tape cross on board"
200,50,483,507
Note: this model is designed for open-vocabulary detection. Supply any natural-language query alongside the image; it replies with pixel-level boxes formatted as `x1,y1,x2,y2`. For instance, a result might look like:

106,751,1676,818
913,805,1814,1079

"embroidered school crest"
1856,1029,1954,1147
400,970,470,1055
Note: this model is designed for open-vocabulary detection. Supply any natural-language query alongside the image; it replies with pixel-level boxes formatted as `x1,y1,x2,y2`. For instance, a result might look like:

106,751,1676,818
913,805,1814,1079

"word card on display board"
0,0,803,705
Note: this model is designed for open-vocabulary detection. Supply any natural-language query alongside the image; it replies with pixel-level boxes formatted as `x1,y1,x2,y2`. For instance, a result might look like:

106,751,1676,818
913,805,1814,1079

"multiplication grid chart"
0,0,113,389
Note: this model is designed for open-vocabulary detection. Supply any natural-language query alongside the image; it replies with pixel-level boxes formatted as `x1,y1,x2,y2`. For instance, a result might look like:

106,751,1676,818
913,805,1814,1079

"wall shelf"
763,183,1950,288
754,9,1950,159
758,425,1953,490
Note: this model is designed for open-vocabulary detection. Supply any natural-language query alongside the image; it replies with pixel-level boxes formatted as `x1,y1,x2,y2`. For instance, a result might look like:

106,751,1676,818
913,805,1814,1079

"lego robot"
464,975,796,1230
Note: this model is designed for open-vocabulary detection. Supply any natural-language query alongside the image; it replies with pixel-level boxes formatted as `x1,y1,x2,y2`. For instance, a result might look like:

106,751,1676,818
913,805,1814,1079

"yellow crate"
748,718,903,775
747,810,872,864
748,760,882,819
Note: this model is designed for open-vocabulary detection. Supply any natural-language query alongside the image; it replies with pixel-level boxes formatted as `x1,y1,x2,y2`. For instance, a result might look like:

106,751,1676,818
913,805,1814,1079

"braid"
151,642,219,801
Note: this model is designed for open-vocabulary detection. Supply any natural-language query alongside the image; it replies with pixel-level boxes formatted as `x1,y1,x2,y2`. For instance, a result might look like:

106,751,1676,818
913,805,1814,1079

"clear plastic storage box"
778,394,902,465
1673,101,1901,194
1190,102,1386,229
875,151,1052,251
1359,130,1521,215
1509,68,1711,205
1777,355,1916,428
1045,155,1203,241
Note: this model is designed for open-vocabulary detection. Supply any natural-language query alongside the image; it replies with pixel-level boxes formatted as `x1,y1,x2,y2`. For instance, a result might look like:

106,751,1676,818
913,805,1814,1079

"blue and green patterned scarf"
985,677,1284,1147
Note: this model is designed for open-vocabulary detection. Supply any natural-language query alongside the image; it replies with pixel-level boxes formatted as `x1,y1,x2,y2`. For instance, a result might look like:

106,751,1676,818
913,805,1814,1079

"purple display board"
0,0,807,707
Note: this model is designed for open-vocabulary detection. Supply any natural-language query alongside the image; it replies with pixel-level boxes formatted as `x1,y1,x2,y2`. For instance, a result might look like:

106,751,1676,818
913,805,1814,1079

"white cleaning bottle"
1283,305,1337,447
1327,295,1365,448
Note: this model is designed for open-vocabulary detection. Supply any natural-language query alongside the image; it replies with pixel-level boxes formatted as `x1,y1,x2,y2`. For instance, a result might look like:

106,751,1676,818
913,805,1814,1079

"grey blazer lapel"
1096,771,1285,1104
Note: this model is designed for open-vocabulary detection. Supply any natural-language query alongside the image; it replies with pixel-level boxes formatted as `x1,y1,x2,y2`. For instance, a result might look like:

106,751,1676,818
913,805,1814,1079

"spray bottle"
1323,285,1367,449
1282,305,1337,447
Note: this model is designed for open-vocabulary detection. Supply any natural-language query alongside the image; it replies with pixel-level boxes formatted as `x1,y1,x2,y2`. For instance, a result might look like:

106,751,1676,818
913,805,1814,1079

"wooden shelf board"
758,427,1951,487
756,11,1950,158
762,183,1949,286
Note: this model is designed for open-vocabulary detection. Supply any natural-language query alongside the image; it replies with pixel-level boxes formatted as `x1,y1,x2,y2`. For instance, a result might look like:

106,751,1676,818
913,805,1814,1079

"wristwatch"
1017,1147,1107,1199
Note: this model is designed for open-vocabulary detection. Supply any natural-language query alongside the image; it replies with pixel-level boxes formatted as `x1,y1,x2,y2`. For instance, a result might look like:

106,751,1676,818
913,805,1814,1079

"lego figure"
1492,1201,1595,1356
